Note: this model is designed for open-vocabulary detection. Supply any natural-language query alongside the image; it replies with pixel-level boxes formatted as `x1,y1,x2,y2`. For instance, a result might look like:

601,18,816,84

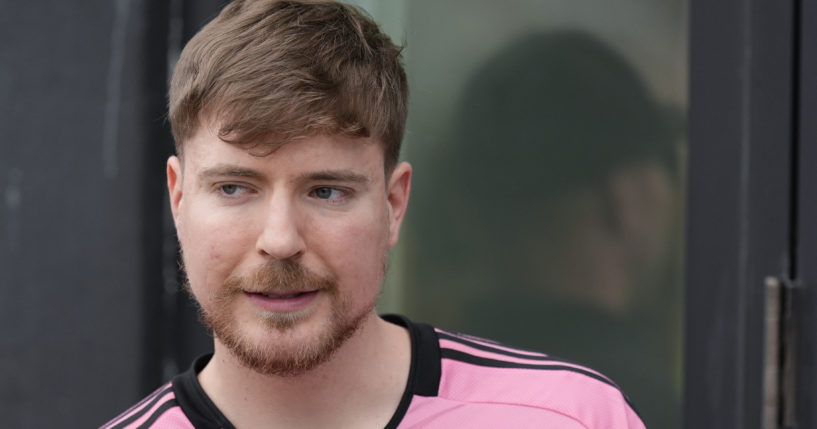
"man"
103,1,645,428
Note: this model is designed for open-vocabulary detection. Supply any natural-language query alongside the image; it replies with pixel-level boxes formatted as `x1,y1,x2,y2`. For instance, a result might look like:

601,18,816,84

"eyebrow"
197,165,369,184
297,170,370,184
198,164,265,181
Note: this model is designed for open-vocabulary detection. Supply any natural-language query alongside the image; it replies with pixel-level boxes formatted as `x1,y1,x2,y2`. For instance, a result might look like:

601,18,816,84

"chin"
209,296,375,376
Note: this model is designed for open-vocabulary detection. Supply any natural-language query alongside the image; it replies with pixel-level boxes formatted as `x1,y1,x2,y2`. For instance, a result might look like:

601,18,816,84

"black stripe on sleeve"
436,331,564,362
109,386,174,429
101,385,172,429
135,399,178,429
440,348,641,414
440,348,619,389
436,331,610,379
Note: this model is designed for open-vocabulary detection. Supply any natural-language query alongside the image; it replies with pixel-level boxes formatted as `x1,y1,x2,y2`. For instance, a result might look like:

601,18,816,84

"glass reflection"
407,30,684,428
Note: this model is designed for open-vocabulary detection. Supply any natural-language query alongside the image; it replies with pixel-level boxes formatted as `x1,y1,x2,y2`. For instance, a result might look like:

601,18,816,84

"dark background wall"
0,1,219,426
683,0,815,428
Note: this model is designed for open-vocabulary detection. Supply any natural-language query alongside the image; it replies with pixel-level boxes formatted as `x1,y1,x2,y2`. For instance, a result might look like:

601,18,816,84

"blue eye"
313,187,337,199
312,187,348,202
221,184,240,195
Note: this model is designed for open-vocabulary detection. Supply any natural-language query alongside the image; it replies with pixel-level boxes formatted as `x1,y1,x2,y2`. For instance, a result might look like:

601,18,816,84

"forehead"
181,125,386,176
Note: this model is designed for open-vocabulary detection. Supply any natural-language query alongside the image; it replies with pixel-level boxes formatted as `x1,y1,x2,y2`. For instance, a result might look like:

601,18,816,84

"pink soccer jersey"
101,314,645,428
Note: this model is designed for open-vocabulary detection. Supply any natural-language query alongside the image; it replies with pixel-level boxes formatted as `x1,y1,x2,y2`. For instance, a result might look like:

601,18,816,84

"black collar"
172,314,441,429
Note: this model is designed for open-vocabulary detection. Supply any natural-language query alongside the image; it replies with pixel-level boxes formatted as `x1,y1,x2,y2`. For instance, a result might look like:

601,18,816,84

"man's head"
422,31,681,313
169,0,408,172
166,0,411,377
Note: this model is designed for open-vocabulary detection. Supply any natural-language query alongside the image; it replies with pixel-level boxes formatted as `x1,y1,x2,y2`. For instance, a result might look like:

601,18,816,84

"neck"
199,313,411,429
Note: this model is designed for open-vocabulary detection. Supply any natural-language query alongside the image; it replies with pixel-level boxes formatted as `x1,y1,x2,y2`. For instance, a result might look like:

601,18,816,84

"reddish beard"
190,259,373,376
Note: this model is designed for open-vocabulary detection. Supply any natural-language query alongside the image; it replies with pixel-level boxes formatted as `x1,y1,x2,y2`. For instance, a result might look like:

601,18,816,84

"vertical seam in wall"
735,0,755,426
102,0,132,180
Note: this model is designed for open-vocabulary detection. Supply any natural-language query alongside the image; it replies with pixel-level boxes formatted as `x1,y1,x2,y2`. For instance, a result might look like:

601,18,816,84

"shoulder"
100,382,194,429
432,327,645,429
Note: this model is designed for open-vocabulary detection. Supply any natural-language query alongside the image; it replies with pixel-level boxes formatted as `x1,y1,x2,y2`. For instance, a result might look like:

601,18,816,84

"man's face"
167,124,411,376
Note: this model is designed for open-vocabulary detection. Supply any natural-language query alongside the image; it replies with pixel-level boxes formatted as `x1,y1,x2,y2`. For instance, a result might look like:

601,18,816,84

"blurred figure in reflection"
412,31,683,428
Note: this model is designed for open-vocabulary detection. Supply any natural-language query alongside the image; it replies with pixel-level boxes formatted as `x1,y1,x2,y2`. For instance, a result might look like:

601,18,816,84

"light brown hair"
169,0,408,171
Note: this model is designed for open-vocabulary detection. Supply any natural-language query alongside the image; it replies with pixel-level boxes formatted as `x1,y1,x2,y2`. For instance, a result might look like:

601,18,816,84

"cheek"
313,208,390,288
178,205,255,294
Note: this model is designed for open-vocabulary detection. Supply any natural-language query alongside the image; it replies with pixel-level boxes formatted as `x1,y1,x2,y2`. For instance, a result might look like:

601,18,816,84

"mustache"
224,259,337,294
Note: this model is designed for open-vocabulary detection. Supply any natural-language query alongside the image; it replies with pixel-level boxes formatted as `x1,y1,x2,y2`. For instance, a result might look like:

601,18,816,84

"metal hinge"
763,275,797,429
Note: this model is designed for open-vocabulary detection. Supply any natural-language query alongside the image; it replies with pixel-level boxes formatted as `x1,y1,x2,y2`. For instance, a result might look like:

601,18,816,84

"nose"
256,195,305,260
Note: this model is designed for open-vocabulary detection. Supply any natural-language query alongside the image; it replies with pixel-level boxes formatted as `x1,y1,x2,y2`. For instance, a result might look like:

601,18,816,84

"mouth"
244,290,321,312
254,291,315,299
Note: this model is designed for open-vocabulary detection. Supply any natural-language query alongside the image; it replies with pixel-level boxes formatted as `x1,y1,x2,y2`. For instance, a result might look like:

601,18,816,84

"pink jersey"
101,315,645,428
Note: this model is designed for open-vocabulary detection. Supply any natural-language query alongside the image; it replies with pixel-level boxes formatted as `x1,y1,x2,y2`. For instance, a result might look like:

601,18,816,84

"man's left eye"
312,187,345,200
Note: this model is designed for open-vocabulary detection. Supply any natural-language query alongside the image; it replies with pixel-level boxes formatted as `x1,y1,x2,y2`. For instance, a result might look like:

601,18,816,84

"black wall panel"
0,1,171,426
795,0,817,427
684,0,797,428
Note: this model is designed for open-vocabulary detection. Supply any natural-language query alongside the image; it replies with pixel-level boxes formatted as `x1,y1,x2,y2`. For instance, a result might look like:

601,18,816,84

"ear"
167,156,184,227
385,162,412,248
